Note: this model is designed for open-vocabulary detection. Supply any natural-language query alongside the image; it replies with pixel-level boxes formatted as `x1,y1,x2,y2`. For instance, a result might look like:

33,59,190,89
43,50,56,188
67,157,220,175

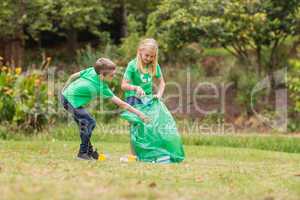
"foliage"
226,64,264,115
288,59,300,112
0,67,19,121
0,66,55,131
147,0,300,73
118,14,143,65
52,0,111,39
76,45,100,67
287,59,300,131
0,0,112,47
0,0,53,39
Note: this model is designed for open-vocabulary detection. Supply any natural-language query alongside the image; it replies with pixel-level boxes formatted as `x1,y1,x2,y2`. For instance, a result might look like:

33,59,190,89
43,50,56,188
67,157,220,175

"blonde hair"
136,38,158,76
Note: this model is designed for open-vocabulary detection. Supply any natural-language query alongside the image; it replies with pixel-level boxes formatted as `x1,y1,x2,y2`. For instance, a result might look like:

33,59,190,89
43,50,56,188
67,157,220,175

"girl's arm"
121,79,145,96
154,76,165,99
110,96,148,122
62,72,80,92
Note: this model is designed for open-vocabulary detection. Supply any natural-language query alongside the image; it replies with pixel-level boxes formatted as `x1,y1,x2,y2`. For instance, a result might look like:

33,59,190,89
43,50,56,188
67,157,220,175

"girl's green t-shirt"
63,67,114,108
123,58,162,98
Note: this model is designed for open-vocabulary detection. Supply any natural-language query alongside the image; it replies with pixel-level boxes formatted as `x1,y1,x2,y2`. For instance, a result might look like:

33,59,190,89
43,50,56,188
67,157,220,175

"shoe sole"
76,156,93,161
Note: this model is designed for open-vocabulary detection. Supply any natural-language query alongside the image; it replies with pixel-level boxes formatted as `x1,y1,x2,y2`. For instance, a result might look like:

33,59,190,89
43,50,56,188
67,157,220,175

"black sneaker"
89,149,99,160
77,152,92,160
88,142,99,160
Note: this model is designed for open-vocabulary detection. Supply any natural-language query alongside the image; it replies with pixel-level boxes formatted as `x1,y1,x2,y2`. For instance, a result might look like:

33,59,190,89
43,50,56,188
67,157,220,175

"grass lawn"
1,140,300,200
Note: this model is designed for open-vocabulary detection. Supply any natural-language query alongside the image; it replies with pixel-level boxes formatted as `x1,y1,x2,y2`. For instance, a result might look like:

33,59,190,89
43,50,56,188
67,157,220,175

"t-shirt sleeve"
123,63,134,81
155,64,162,78
99,83,114,99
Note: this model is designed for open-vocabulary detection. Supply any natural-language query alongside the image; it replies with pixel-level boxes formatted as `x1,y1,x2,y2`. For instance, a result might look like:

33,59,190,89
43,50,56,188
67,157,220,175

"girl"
121,38,165,157
121,38,165,105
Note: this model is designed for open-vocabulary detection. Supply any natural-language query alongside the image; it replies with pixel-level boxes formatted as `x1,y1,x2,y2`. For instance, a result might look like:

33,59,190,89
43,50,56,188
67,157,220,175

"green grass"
1,123,300,154
183,135,300,153
0,140,300,200
202,47,232,57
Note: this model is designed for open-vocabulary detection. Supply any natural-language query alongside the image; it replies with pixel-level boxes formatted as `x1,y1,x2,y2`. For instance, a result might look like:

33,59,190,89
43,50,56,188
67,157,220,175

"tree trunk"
14,0,25,67
256,45,262,77
67,30,78,57
1,38,23,68
267,40,279,103
120,0,128,38
1,0,26,68
111,0,128,43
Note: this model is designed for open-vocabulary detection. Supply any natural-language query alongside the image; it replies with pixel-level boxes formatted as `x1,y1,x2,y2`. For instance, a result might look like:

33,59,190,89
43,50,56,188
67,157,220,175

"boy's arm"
62,72,80,92
110,96,148,122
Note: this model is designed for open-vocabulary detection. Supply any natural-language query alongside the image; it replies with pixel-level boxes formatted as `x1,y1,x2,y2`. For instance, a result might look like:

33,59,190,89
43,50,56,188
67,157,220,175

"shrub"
0,66,56,132
226,64,265,116
287,59,300,131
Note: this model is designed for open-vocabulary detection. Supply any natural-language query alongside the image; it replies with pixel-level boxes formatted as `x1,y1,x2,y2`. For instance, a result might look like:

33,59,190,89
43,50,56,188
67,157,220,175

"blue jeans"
61,95,96,153
125,96,143,106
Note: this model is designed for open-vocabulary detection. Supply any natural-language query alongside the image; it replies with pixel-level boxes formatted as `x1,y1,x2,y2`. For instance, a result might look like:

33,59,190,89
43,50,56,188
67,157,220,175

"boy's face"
140,48,156,65
100,69,116,82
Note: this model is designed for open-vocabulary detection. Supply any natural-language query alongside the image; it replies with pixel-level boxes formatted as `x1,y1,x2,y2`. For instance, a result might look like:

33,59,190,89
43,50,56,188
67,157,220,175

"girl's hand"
153,94,161,99
135,86,145,97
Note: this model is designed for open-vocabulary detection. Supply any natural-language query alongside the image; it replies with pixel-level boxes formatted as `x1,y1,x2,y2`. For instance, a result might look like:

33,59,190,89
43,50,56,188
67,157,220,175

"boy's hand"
135,86,145,97
139,113,150,123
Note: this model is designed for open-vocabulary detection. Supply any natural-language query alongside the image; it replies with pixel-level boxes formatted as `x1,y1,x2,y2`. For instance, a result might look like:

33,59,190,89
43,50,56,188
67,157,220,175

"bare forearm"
111,96,144,117
121,81,137,91
118,99,144,116
156,78,165,97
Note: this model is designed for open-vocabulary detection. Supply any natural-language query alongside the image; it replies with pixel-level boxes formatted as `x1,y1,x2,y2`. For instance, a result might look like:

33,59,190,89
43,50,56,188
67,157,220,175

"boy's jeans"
61,95,96,153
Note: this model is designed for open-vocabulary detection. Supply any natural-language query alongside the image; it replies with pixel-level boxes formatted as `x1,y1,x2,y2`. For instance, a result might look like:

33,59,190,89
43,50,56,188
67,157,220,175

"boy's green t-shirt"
123,58,162,98
63,67,114,108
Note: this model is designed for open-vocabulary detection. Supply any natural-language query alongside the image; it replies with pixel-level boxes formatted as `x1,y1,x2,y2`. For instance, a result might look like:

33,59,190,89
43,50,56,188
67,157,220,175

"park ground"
1,138,300,200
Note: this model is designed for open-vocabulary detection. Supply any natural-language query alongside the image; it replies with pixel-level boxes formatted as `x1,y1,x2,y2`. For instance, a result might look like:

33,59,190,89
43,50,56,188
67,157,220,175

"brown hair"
94,58,116,75
136,38,158,76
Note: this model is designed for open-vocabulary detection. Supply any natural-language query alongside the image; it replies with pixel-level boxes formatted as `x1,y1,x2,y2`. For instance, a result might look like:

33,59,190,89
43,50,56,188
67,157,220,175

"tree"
0,0,26,67
0,0,54,67
50,0,111,56
147,0,300,76
107,0,160,43
0,0,112,64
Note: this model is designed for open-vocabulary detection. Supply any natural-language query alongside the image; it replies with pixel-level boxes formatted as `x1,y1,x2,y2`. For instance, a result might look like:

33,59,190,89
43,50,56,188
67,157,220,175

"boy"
61,58,148,160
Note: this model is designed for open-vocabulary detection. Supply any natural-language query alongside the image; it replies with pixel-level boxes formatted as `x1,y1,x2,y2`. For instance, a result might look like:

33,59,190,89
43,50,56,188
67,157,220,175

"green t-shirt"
123,58,162,98
63,67,114,108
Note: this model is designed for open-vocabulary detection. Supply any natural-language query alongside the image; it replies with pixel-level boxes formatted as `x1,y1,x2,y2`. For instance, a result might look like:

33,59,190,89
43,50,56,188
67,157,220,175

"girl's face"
140,48,156,65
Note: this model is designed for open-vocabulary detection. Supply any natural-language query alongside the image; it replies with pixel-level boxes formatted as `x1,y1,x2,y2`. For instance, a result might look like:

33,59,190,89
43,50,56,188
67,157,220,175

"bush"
287,59,300,131
226,64,265,116
288,59,300,112
0,66,56,132
118,33,140,65
76,44,101,67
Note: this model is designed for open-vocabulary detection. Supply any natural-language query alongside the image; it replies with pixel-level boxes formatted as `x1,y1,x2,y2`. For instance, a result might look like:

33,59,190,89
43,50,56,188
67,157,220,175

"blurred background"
0,0,299,135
